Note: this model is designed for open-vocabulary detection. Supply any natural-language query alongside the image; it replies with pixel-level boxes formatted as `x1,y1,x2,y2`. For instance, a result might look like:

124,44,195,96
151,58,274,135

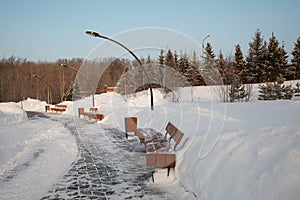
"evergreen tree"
258,82,293,100
261,41,269,82
265,33,287,83
279,43,288,80
158,49,164,65
191,51,200,68
158,49,164,87
178,53,190,80
229,79,248,102
294,82,300,97
204,42,215,62
233,44,247,84
146,54,152,64
258,82,280,100
281,84,294,100
246,29,266,83
190,51,204,85
216,50,227,84
228,45,250,103
164,49,175,68
291,37,300,79
174,50,179,71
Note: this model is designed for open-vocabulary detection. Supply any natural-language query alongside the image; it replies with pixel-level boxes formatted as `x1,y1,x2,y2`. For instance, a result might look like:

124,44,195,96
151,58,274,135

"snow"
0,103,77,199
1,82,300,199
0,103,27,126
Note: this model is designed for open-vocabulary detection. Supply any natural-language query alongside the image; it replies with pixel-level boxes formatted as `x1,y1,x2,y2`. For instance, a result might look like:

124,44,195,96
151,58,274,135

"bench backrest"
165,122,184,150
45,105,51,112
55,104,67,108
78,107,84,114
90,107,98,112
124,117,138,133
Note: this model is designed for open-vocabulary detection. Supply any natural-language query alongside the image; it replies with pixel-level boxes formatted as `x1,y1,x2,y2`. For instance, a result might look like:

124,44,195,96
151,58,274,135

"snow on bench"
45,104,67,113
78,107,104,122
124,118,184,181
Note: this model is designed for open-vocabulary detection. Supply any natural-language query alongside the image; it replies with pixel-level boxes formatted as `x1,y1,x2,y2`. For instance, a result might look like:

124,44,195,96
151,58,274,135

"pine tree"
294,82,300,97
258,82,293,100
281,84,294,100
265,33,287,83
258,83,280,100
261,41,269,82
204,42,215,62
233,44,247,84
279,43,288,81
246,29,265,83
158,49,164,65
228,45,250,103
158,49,164,87
216,50,227,84
291,37,300,79
178,53,190,80
146,54,152,64
164,49,175,68
174,51,179,71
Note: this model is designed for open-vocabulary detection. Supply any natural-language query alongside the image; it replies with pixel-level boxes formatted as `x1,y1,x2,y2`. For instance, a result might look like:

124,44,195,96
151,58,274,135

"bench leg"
152,171,155,183
125,132,128,139
167,167,171,176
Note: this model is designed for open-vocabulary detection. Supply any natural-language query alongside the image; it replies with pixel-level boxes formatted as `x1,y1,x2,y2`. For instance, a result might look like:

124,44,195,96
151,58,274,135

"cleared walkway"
41,115,166,199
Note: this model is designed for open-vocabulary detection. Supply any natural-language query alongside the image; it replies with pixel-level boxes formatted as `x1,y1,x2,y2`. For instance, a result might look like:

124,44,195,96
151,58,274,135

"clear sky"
0,0,300,61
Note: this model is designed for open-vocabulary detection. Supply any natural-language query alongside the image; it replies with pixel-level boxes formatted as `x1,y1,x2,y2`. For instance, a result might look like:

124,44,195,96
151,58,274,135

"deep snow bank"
19,98,47,112
0,102,27,126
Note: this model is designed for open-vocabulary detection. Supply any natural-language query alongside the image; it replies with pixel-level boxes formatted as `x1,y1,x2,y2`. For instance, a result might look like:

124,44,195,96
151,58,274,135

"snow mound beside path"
0,102,27,126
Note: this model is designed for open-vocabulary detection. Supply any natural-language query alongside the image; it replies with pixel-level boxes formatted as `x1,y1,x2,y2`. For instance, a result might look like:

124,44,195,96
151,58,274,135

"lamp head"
86,31,100,37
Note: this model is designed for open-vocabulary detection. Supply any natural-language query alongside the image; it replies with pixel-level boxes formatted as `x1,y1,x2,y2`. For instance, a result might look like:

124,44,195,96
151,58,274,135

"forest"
1,29,300,104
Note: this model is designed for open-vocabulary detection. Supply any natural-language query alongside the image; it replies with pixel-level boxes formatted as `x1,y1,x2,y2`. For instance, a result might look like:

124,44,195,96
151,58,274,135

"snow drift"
1,82,300,199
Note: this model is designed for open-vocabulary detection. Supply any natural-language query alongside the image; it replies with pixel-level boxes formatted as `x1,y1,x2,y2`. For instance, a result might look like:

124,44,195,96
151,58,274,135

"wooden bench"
136,122,184,181
78,107,104,122
124,117,138,138
45,105,51,112
84,113,104,121
45,104,67,113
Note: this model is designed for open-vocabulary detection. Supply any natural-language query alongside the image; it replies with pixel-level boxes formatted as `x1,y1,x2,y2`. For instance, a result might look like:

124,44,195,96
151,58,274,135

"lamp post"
60,64,95,107
32,74,53,104
85,31,154,110
202,34,210,65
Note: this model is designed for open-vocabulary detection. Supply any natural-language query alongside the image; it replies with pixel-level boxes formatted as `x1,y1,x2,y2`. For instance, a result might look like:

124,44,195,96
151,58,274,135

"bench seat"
135,122,184,180
45,104,67,113
84,112,104,121
51,107,66,113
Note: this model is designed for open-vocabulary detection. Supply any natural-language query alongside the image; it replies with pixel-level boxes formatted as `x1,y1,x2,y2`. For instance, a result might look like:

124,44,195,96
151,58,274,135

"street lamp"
32,74,53,104
60,64,95,107
85,31,154,110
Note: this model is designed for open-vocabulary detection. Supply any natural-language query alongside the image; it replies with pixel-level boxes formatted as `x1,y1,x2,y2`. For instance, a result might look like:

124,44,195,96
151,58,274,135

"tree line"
1,29,300,103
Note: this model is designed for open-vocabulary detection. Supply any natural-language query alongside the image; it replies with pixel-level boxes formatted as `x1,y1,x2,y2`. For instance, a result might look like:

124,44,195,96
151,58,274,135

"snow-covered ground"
1,82,300,199
0,102,77,199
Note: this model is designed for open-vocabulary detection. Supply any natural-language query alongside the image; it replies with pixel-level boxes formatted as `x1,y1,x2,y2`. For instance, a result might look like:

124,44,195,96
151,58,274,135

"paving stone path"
41,116,166,200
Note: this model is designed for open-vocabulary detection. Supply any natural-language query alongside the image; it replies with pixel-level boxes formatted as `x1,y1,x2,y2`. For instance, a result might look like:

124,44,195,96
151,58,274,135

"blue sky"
0,0,300,61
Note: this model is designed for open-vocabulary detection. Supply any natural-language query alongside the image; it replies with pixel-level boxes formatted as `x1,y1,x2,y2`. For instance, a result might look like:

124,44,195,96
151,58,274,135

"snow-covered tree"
258,83,280,100
265,33,287,84
204,42,215,62
258,82,293,100
291,37,300,79
165,49,175,69
281,84,294,100
246,29,265,83
233,44,247,84
294,82,300,97
216,50,228,84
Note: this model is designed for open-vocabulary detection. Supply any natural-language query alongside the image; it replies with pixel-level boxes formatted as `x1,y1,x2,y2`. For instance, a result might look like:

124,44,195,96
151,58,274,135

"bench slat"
146,153,176,167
